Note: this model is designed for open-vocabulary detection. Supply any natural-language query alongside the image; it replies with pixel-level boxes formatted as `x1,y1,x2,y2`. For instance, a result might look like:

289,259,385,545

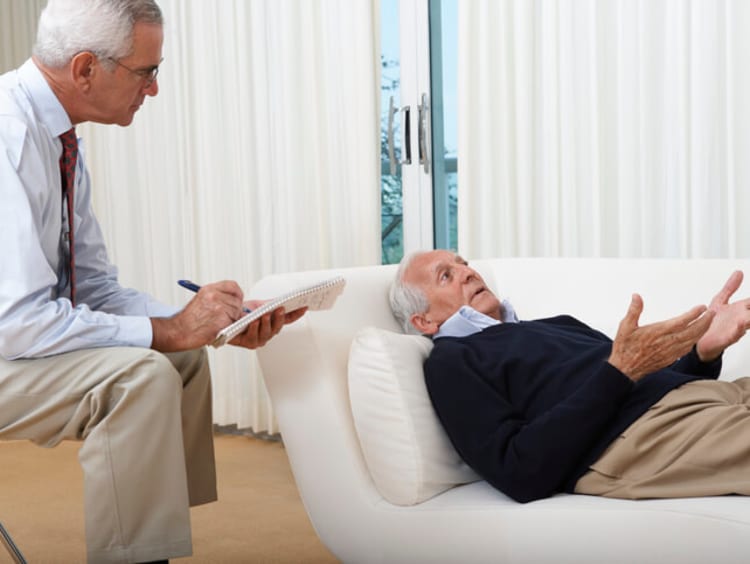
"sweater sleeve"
670,346,722,380
424,342,634,503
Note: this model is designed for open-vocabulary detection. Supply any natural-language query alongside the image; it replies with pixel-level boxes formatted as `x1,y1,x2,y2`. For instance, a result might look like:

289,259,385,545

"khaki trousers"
575,377,750,499
0,347,217,563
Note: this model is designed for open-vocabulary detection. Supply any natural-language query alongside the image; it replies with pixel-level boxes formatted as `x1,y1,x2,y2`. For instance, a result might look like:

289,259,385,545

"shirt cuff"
115,315,153,349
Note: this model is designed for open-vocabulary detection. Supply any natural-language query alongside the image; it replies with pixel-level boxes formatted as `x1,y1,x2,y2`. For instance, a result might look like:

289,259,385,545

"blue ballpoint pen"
178,279,253,313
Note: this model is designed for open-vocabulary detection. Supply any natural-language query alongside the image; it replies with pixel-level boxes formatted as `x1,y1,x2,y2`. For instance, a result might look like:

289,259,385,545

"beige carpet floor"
0,434,338,563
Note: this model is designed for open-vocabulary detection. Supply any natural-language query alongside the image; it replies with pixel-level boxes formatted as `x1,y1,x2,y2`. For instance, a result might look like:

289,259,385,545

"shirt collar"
18,58,73,138
433,300,519,339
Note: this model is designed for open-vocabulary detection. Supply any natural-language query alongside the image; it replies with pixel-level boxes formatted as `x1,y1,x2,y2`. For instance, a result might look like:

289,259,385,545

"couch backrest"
480,258,750,379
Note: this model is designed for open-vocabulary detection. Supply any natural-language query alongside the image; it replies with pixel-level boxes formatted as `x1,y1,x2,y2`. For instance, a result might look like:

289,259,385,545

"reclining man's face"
405,250,502,335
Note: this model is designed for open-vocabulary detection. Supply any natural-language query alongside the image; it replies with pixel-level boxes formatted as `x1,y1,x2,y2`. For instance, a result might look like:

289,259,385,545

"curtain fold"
3,0,381,434
459,0,750,259
0,0,47,70
86,0,381,433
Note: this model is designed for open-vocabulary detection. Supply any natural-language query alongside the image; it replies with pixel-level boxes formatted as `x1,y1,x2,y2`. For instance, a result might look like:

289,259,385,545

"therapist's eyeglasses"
105,57,162,87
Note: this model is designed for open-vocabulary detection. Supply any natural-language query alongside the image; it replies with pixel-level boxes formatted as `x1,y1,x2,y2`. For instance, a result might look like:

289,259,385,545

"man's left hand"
229,305,307,349
696,270,750,362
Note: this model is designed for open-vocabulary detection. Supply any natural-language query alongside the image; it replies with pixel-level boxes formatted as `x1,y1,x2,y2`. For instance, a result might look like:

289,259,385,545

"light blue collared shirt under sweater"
433,300,519,339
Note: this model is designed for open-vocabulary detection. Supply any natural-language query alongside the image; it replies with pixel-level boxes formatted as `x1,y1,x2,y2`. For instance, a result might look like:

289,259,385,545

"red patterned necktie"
59,128,78,306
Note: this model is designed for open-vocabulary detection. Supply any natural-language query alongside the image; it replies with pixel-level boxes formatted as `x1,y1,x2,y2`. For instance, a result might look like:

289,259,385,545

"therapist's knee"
124,348,185,398
164,347,211,386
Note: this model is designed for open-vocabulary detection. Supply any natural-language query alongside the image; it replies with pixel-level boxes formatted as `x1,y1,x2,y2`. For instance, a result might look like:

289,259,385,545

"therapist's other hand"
229,305,307,349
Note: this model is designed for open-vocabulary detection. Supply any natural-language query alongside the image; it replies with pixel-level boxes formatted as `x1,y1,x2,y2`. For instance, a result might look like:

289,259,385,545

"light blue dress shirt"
433,300,519,339
0,59,177,359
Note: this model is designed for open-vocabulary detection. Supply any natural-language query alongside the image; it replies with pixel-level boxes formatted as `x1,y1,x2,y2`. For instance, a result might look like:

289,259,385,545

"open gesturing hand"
696,270,750,362
608,294,714,381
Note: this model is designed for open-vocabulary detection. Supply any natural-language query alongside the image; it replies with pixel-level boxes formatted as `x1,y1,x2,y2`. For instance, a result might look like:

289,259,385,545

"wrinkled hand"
696,270,750,362
608,294,714,381
151,280,248,352
229,305,308,350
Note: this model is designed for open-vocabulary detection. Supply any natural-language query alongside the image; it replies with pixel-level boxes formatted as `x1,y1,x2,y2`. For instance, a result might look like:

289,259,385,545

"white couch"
252,258,750,564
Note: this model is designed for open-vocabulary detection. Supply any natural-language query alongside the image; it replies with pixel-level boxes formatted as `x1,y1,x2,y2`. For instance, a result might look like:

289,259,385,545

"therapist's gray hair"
33,0,163,68
389,251,430,336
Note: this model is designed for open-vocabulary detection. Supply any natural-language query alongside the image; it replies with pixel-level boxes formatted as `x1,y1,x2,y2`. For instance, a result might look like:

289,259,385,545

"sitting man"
0,0,304,562
389,249,750,503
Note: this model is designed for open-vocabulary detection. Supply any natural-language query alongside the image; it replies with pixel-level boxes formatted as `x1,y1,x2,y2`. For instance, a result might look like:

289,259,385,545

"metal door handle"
418,93,430,174
387,97,412,174
401,105,412,166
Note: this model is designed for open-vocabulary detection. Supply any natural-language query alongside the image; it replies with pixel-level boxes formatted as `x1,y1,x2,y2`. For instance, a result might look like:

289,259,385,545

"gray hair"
389,251,430,335
33,0,163,68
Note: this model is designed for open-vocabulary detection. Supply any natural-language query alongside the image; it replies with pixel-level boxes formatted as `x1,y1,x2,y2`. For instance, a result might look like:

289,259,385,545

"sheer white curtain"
0,0,47,70
458,0,750,259
2,1,381,434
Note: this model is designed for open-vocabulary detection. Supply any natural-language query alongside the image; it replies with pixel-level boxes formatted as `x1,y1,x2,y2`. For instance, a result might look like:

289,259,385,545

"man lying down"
389,250,750,503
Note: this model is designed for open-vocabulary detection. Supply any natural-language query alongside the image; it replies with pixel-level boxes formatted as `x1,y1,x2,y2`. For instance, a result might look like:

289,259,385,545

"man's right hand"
150,280,247,352
608,294,715,381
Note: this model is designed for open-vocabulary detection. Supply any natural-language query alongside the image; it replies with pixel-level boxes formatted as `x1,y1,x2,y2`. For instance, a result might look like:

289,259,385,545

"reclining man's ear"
411,313,438,335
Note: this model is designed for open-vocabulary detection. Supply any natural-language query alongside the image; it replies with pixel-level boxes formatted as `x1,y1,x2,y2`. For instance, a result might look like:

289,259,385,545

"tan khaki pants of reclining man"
577,378,750,499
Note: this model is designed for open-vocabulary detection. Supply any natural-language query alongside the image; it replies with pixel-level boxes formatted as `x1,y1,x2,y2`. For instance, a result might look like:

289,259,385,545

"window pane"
381,0,404,264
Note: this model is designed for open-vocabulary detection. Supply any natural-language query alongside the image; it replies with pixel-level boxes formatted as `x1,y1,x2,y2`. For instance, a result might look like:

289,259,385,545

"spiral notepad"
211,275,346,347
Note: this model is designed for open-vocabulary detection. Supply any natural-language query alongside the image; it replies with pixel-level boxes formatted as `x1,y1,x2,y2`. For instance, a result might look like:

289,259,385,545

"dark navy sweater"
424,315,722,503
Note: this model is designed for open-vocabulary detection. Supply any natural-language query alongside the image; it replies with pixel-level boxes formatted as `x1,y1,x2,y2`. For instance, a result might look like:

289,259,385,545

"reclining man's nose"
461,267,476,280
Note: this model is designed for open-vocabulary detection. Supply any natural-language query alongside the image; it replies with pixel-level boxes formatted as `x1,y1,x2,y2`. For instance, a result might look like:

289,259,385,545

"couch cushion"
348,326,480,505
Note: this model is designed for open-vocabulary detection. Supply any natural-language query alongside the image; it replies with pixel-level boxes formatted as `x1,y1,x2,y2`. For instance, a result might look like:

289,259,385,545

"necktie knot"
60,128,78,174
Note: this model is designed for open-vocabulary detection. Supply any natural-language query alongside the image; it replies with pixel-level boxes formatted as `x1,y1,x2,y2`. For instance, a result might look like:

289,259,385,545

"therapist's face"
404,250,502,335
65,21,163,126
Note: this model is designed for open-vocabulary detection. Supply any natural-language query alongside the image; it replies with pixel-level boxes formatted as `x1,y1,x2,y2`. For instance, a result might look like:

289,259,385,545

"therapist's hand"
150,280,248,352
229,305,307,349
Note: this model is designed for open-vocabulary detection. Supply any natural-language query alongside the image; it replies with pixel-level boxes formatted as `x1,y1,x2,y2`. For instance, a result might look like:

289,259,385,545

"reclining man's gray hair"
389,251,430,335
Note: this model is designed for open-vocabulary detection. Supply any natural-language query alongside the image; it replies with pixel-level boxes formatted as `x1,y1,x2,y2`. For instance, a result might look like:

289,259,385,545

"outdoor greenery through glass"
380,54,404,265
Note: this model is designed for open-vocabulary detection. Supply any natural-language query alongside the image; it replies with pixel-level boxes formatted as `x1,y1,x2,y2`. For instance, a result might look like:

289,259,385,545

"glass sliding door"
380,0,458,264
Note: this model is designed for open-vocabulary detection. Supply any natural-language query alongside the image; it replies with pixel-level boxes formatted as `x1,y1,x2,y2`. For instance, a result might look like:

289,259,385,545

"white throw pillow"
348,326,480,506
